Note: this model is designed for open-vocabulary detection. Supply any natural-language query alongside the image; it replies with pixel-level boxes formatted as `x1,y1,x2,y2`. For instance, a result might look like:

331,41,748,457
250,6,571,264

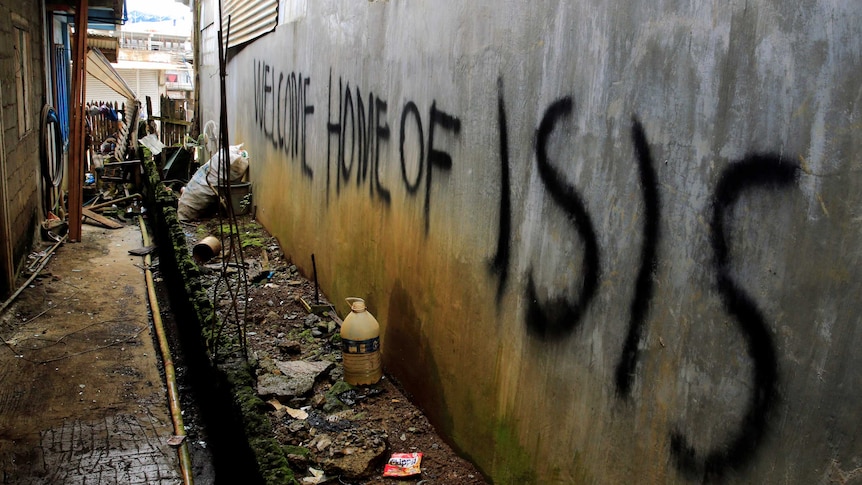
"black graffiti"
327,72,460,232
399,102,424,194
425,102,462,233
249,64,798,478
489,78,512,303
486,91,797,478
373,97,392,203
670,155,797,481
614,118,660,398
253,59,314,177
326,71,392,204
524,97,600,339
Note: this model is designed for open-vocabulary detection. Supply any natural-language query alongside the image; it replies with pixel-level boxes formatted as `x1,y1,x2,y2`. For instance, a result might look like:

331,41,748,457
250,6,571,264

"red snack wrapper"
382,452,423,477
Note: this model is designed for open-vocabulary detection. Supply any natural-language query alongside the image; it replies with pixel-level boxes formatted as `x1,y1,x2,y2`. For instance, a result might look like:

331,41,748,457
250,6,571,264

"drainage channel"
149,247,262,485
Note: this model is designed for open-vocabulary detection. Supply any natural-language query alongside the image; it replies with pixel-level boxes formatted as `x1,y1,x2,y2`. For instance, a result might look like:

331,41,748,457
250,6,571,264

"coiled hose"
40,105,64,215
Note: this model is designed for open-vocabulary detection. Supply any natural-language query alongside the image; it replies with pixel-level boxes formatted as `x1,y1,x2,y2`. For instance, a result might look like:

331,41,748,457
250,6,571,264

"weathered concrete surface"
201,0,862,482
0,225,180,483
256,359,334,400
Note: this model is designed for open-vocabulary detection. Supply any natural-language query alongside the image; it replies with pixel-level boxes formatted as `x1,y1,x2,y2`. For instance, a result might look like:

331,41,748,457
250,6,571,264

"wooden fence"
157,95,193,147
86,101,124,147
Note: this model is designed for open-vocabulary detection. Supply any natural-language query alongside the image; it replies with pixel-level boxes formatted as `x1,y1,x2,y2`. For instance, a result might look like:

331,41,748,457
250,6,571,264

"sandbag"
177,145,249,221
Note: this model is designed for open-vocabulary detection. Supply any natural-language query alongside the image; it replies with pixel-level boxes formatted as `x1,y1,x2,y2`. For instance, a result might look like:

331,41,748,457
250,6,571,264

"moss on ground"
142,155,298,485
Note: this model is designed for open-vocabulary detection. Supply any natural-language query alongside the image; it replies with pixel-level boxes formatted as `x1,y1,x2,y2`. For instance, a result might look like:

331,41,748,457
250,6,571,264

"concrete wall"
201,0,862,482
0,2,44,296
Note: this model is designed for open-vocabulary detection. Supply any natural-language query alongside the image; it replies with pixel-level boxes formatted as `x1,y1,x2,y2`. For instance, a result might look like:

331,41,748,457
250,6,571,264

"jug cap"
346,297,366,312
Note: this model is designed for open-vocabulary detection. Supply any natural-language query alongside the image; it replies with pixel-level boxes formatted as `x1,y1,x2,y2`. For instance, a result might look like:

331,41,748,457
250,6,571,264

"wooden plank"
152,117,192,126
128,246,157,256
82,208,123,229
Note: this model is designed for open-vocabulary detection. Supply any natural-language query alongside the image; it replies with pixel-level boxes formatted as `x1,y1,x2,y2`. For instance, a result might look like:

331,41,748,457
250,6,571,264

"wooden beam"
82,208,123,229
151,117,192,126
68,0,89,241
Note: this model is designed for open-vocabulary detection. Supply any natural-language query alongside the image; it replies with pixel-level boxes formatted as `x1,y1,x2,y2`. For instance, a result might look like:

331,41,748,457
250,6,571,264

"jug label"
342,336,380,355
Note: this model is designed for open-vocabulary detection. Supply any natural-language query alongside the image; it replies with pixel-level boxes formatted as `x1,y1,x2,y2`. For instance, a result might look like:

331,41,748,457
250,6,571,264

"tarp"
86,48,136,100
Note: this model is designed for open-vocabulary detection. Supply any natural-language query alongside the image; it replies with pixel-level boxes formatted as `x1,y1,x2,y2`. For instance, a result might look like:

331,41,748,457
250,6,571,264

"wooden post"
68,0,88,242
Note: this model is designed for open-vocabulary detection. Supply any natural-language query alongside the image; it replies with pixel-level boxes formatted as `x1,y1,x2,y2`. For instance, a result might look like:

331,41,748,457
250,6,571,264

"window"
14,23,32,138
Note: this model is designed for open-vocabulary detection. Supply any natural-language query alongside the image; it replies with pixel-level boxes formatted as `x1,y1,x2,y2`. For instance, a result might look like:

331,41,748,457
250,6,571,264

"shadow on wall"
383,280,454,440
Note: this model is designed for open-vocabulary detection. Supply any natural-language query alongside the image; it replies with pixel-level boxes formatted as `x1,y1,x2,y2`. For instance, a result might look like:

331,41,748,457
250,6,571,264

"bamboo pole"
138,216,194,484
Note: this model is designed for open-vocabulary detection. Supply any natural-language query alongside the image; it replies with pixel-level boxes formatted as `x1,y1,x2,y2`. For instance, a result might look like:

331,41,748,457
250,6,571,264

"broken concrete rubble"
256,358,334,401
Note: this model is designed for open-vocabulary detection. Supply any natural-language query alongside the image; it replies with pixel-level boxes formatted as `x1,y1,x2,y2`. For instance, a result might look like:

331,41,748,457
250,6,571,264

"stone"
288,420,306,433
277,340,302,355
315,435,332,452
257,360,335,400
317,433,388,479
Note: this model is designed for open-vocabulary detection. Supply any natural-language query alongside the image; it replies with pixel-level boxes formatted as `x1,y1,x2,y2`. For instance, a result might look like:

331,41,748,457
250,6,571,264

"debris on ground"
184,215,488,484
177,144,249,221
383,453,423,478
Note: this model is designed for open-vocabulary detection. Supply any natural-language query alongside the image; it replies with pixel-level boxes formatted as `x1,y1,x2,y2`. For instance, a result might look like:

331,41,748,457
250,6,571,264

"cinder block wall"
0,2,44,296
201,1,862,482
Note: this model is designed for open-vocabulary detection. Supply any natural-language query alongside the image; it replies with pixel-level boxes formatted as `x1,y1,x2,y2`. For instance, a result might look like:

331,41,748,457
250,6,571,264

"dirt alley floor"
0,224,181,484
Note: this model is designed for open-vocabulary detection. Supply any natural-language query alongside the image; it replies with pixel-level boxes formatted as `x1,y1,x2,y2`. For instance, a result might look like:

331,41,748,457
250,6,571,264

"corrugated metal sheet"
86,48,136,100
116,69,161,117
222,0,278,48
87,35,118,62
85,67,161,118
86,76,125,106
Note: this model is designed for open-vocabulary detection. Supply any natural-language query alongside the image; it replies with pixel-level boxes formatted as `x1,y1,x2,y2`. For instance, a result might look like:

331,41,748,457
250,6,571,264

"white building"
86,7,193,123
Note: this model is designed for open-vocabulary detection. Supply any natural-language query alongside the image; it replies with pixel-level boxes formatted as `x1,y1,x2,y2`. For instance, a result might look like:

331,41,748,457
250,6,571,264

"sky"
124,0,192,34
126,0,191,21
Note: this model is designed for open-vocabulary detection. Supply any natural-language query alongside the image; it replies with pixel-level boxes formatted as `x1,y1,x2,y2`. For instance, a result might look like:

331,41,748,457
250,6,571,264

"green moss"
222,361,297,484
228,221,269,249
491,420,536,484
327,380,354,395
143,155,298,485
297,329,315,344
283,445,310,457
241,235,268,249
320,380,355,413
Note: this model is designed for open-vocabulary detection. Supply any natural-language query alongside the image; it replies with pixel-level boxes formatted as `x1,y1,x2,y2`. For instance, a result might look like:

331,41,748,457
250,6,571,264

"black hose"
40,105,64,215
40,105,64,188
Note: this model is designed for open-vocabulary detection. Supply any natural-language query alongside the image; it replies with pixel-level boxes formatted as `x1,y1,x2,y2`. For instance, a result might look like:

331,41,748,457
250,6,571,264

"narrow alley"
0,225,180,484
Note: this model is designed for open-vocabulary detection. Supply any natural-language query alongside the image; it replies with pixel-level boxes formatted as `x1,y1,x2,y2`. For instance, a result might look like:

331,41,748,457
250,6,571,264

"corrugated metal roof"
87,35,119,62
222,0,278,48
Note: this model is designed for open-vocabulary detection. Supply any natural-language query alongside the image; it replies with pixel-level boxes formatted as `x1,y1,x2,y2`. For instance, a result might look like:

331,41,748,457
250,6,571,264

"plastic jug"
340,297,382,385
